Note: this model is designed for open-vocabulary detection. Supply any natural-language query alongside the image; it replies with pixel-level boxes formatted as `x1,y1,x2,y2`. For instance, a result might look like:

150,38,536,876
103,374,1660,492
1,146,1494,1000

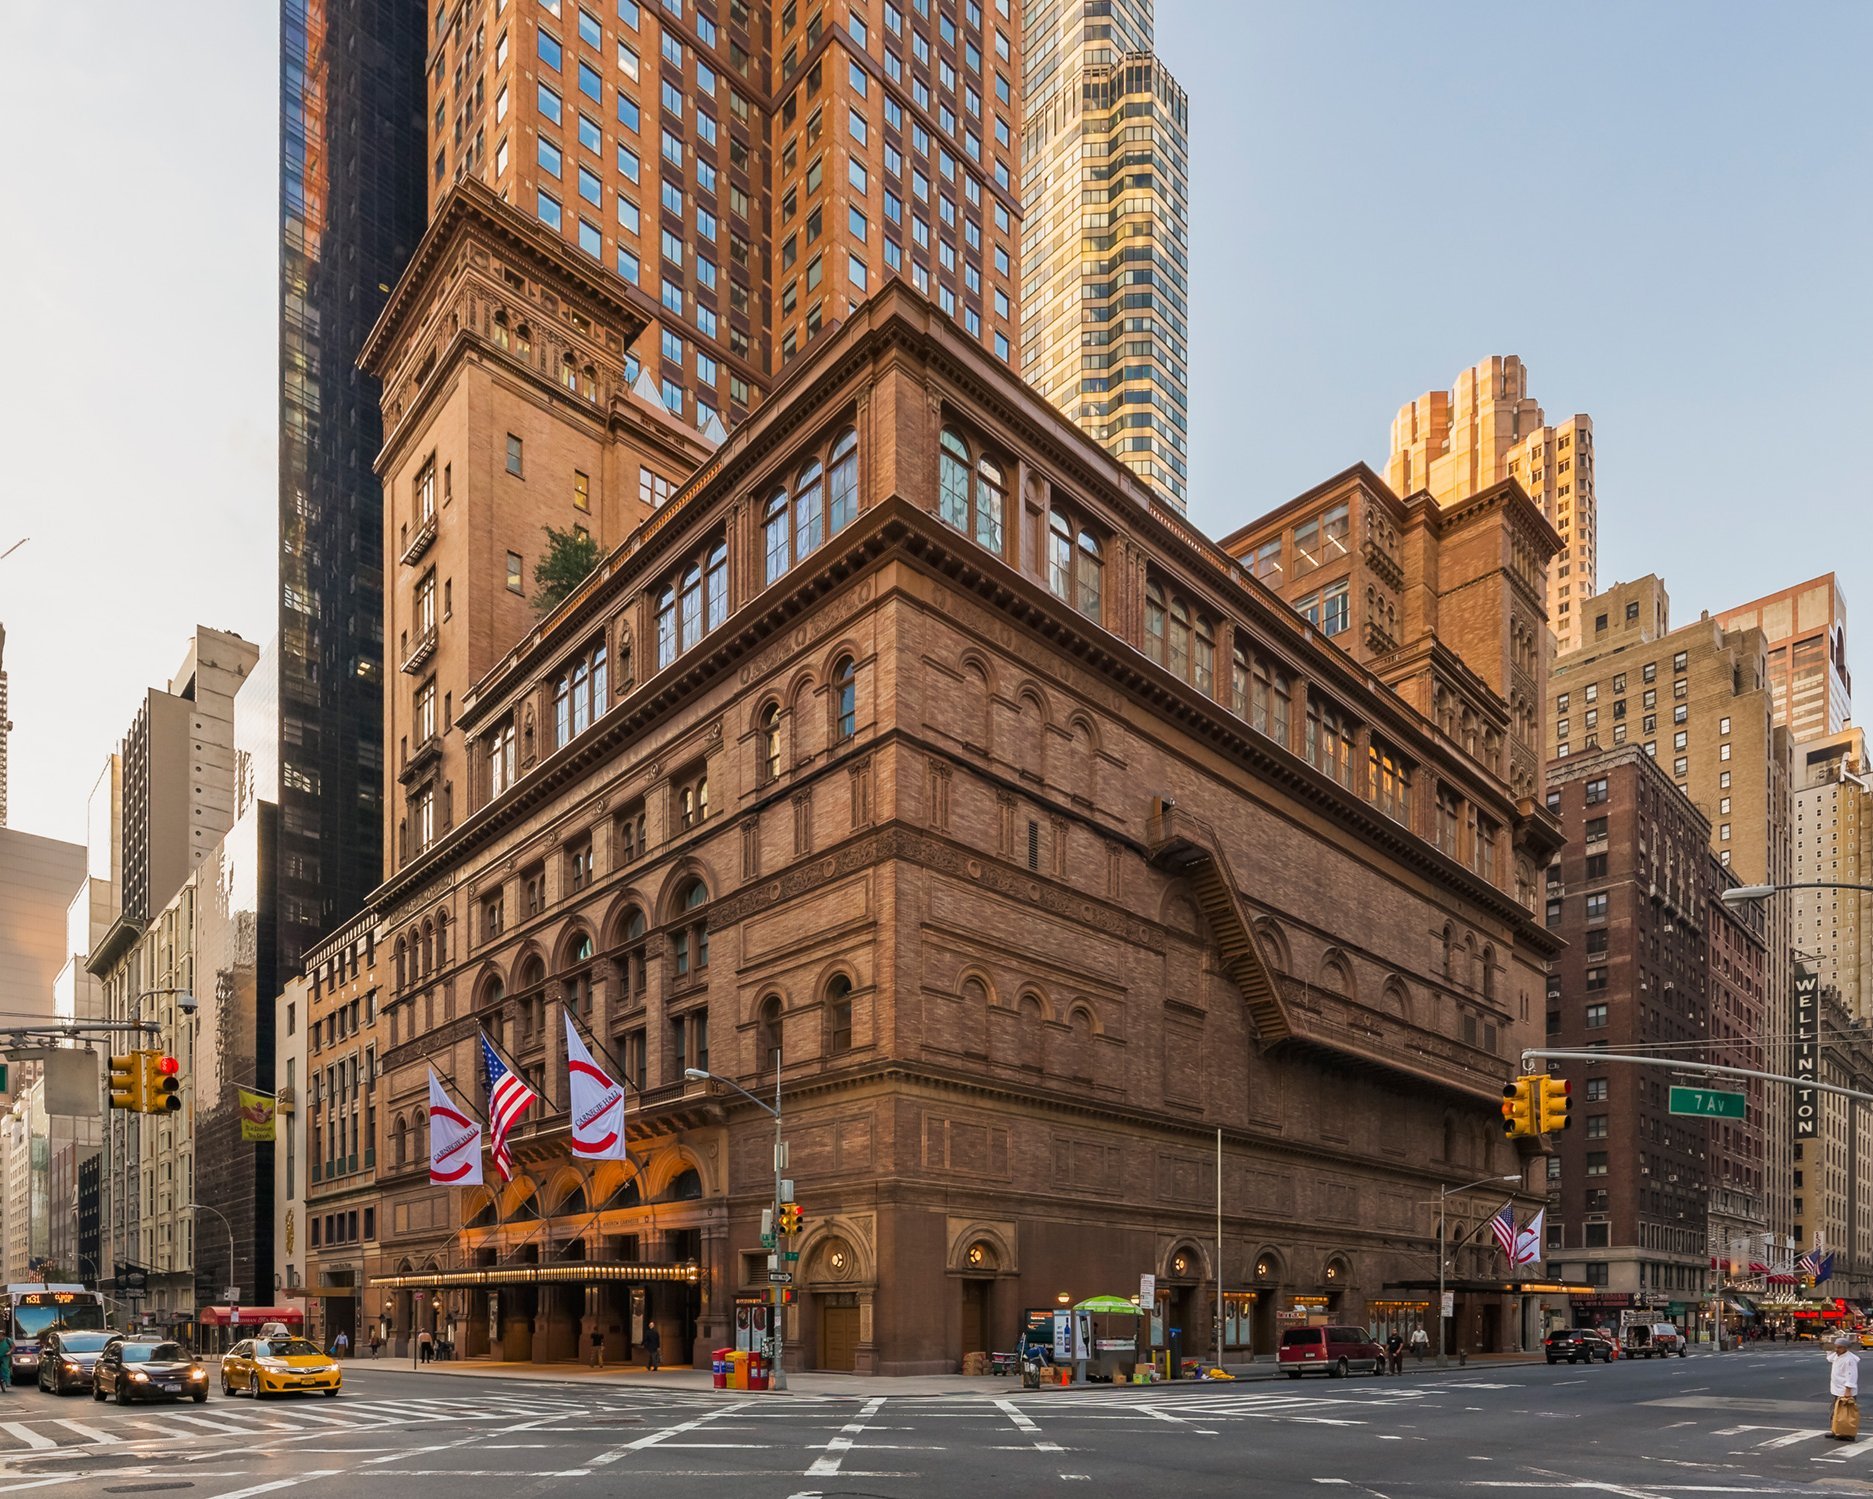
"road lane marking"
196,1473,340,1499
590,1400,752,1464
806,1395,888,1476
0,1426,54,1451
50,1421,117,1444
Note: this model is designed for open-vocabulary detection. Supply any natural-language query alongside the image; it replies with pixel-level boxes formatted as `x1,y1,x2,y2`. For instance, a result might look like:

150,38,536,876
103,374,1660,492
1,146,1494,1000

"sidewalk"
334,1347,1550,1398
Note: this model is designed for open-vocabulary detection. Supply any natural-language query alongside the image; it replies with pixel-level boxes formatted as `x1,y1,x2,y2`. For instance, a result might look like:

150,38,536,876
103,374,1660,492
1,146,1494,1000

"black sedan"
38,1331,114,1395
91,1340,209,1404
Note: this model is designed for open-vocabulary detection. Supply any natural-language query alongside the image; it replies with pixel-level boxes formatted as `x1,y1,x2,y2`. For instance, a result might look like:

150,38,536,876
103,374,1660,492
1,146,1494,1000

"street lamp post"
687,1049,785,1391
1436,1175,1523,1369
186,1201,236,1353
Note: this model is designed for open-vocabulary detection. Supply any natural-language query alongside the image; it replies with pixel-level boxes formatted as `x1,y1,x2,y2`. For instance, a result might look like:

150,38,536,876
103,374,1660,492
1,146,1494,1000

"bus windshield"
7,1295,108,1340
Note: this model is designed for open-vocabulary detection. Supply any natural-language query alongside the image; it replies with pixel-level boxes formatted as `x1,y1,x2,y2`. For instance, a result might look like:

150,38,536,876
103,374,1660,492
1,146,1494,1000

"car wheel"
1333,1358,1349,1379
322,1388,339,1398
222,1376,233,1397
1678,1348,1687,1358
115,1381,131,1406
93,1382,105,1402
249,1373,262,1400
193,1392,207,1404
1286,1371,1302,1380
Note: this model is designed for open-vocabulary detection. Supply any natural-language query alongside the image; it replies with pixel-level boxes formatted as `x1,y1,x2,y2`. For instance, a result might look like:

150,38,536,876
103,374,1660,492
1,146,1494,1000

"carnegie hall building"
349,182,1565,1374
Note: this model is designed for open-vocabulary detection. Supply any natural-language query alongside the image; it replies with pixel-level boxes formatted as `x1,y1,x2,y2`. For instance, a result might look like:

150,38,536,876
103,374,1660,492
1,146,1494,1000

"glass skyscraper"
1020,0,1190,509
279,0,427,974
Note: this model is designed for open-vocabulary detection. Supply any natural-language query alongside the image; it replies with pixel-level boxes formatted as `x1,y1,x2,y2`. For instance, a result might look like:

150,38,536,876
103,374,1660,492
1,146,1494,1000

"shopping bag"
1834,1395,1860,1440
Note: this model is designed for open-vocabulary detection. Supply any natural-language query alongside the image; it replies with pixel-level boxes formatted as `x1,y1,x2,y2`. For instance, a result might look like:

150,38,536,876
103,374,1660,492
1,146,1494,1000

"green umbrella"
1074,1296,1144,1315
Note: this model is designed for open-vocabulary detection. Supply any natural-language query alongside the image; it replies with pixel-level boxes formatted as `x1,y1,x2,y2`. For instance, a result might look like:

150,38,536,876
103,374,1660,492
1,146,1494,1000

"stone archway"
796,1217,877,1374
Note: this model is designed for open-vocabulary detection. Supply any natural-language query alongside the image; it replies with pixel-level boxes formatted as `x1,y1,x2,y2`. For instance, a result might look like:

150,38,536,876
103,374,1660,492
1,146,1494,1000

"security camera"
176,992,199,1015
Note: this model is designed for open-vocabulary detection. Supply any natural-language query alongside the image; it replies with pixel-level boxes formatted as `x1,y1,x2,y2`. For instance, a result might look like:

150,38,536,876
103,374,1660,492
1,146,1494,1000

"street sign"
760,1232,776,1249
1140,1273,1156,1305
1669,1086,1746,1118
785,1251,799,1262
1440,1291,1454,1318
222,1286,241,1301
768,1271,793,1284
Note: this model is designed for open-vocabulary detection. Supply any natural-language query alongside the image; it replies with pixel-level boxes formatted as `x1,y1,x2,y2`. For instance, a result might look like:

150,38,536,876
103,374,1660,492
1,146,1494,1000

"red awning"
197,1306,305,1326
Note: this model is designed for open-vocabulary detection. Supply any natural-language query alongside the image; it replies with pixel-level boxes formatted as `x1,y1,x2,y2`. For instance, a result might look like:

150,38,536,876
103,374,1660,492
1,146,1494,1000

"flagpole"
485,1027,558,1111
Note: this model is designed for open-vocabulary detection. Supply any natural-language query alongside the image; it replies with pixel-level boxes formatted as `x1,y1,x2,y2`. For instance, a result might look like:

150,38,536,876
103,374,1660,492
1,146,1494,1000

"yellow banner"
239,1088,276,1142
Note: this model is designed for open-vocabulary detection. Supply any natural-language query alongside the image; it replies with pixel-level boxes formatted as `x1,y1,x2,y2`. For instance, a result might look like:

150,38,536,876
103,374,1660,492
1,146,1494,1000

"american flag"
1800,1249,1823,1277
1490,1205,1517,1260
481,1031,538,1182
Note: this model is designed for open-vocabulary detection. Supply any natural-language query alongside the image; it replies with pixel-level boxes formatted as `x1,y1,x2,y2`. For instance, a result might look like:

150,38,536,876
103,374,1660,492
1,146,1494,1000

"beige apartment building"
1551,575,1796,1269
1804,986,1873,1299
1386,356,1597,655
1716,574,1850,745
425,0,1024,441
1793,728,1873,1017
1020,0,1190,509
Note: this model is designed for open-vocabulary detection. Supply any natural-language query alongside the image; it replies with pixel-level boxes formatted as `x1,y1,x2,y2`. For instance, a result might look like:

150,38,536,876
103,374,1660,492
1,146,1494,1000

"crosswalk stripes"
0,1391,624,1457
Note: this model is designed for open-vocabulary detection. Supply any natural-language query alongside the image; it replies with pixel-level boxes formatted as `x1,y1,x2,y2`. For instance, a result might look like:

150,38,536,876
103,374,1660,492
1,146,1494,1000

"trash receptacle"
748,1350,769,1392
712,1348,731,1390
1168,1328,1183,1379
727,1350,750,1391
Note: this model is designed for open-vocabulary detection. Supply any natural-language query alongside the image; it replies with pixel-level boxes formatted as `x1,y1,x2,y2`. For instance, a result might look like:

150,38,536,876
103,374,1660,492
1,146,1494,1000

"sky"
2,2,1869,848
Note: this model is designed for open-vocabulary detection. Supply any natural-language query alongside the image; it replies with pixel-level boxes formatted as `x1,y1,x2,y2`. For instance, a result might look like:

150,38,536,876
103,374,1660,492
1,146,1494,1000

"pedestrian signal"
1537,1075,1572,1134
1501,1076,1538,1138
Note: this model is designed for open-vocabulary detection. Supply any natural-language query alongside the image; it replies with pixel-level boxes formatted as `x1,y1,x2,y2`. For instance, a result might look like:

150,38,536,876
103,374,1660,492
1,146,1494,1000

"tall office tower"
1550,576,1798,1278
0,623,11,826
1019,0,1189,509
1793,728,1873,1016
1386,357,1597,654
278,0,428,975
424,0,1024,440
1715,574,1850,745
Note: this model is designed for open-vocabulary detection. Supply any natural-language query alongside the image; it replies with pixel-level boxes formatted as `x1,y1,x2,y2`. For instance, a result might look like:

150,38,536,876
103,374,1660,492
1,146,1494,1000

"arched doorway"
1250,1249,1283,1356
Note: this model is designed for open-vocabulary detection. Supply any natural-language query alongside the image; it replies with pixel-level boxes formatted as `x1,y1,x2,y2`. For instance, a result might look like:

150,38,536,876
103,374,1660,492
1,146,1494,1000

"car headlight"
189,1369,206,1380
61,1360,79,1371
130,1371,149,1382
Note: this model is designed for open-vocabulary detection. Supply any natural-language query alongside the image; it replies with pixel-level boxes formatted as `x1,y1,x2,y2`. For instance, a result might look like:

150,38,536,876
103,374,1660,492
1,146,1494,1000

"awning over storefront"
199,1306,305,1326
1726,1296,1759,1315
369,1260,700,1291
1382,1279,1594,1296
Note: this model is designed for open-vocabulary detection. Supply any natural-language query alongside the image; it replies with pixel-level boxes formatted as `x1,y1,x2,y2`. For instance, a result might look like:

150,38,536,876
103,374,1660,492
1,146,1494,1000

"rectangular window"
537,188,564,230
505,433,524,475
506,551,524,593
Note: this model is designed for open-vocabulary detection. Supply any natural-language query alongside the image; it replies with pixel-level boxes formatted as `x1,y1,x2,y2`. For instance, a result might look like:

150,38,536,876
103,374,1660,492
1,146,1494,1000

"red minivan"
1278,1325,1387,1378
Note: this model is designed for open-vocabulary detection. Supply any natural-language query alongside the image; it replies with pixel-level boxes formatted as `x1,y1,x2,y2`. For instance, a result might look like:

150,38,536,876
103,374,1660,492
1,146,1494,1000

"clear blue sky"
2,2,1868,847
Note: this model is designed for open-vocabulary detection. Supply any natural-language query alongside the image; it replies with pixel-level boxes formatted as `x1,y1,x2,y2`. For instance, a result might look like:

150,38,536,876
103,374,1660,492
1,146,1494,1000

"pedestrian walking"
1409,1326,1429,1362
1386,1332,1405,1376
370,1332,382,1358
1830,1334,1860,1441
0,1331,11,1395
643,1320,662,1372
590,1326,605,1369
418,1328,434,1364
332,1329,350,1360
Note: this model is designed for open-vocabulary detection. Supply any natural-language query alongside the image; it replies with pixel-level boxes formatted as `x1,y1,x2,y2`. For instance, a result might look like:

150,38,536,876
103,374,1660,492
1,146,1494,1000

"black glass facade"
278,0,426,975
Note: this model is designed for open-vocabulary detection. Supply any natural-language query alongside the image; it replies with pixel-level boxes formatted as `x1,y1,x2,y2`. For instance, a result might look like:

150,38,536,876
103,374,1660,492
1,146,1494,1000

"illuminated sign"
1794,961,1819,1140
16,1293,83,1306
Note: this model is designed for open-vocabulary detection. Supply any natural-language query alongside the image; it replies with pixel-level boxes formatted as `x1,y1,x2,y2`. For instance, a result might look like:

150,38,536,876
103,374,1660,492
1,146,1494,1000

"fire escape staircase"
1145,801,1293,1049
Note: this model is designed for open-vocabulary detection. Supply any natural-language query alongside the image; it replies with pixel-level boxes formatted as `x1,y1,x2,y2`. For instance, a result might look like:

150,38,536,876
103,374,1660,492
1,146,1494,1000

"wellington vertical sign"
1793,961,1819,1139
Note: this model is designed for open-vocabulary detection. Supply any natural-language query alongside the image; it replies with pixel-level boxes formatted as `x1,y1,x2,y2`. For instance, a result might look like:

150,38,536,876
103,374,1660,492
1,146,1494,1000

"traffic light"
778,1202,803,1234
108,1054,142,1112
148,1055,182,1113
1501,1076,1538,1138
1537,1075,1573,1134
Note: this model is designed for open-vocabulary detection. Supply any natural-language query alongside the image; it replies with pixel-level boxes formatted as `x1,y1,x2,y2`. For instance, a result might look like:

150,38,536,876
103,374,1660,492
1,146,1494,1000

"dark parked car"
91,1339,209,1404
37,1330,114,1395
1545,1328,1613,1364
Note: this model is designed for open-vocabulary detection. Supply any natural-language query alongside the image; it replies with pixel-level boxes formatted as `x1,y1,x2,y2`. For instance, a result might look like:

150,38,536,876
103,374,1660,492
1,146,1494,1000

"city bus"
1,1286,109,1384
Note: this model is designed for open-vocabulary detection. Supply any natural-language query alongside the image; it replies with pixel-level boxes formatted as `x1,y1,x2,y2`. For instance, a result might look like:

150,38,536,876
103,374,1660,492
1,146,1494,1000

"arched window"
515,323,532,357
435,911,449,965
1231,642,1249,717
937,427,1005,553
581,364,597,399
832,656,857,742
1047,510,1103,622
757,995,783,1070
669,1167,702,1201
826,428,859,533
1146,579,1213,694
1146,584,1167,662
763,486,789,584
758,703,782,783
492,310,510,349
478,976,506,1012
394,1115,408,1168
656,537,731,669
616,908,647,1004
794,456,825,560
825,974,853,1055
1194,617,1215,697
672,879,709,979
561,353,578,391
394,939,407,991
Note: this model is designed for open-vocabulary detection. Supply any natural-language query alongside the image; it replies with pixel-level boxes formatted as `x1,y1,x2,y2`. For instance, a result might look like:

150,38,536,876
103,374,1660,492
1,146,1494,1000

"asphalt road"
0,1342,1861,1497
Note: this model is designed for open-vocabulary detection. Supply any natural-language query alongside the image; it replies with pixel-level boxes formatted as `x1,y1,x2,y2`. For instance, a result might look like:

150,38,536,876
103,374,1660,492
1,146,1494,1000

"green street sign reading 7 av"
1669,1086,1746,1118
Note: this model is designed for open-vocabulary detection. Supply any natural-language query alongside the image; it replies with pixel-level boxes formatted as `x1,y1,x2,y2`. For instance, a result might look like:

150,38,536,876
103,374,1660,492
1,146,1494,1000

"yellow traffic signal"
147,1054,182,1113
108,1054,142,1112
1537,1075,1573,1134
778,1202,803,1234
1501,1076,1538,1138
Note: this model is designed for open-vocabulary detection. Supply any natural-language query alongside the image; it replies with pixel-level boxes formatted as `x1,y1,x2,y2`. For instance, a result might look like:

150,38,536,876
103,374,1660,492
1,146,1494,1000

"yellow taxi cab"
221,1337,342,1398
1858,1327,1873,1350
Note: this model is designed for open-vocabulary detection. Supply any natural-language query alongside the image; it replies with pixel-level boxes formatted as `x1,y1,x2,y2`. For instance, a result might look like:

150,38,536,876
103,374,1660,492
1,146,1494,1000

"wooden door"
961,1280,989,1355
821,1303,859,1371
